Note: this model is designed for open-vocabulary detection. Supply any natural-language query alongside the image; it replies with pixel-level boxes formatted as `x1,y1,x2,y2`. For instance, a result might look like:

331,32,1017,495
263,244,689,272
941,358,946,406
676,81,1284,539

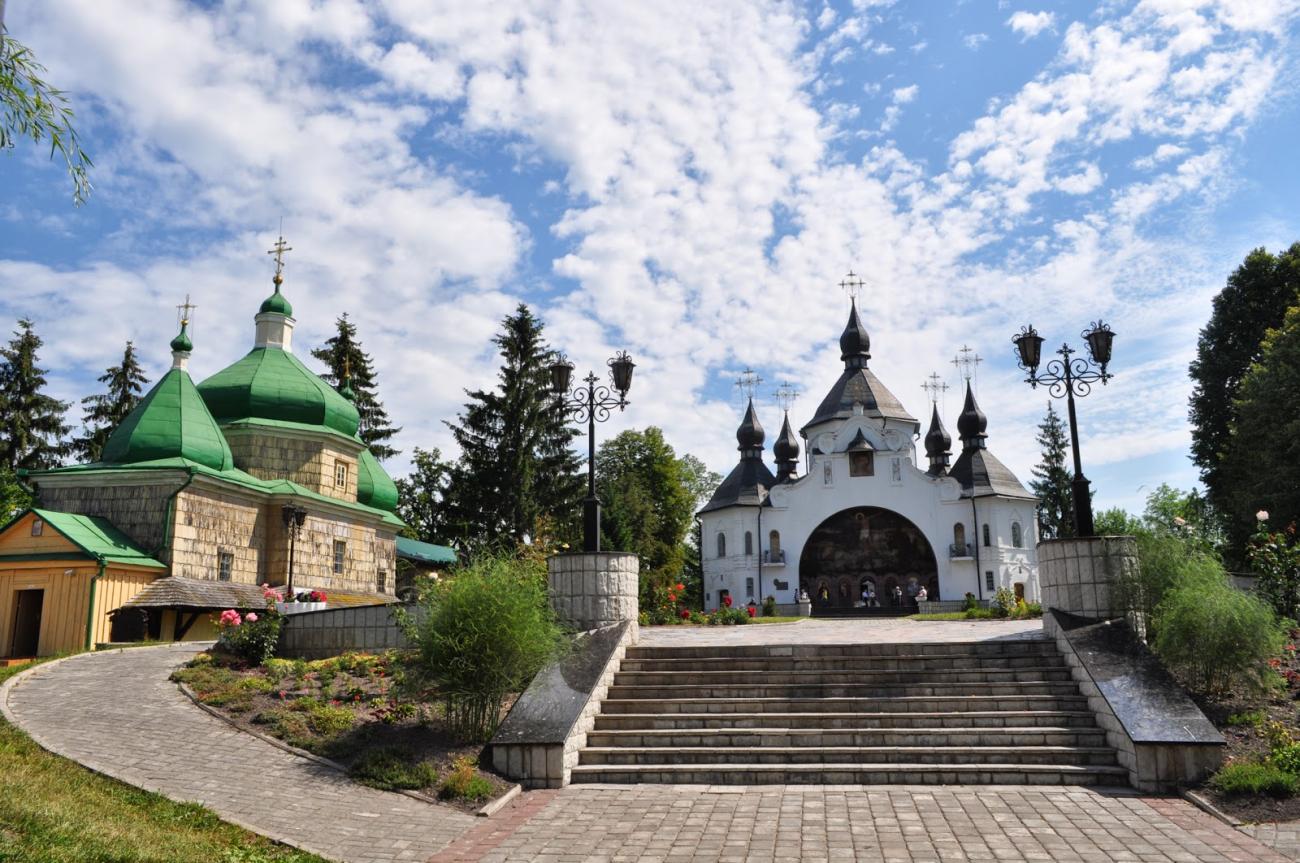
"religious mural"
798,506,939,609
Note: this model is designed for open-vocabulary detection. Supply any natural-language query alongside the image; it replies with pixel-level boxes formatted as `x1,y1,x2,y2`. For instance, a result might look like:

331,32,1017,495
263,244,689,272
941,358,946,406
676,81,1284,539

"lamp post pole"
1012,322,1115,538
549,352,636,553
281,504,307,598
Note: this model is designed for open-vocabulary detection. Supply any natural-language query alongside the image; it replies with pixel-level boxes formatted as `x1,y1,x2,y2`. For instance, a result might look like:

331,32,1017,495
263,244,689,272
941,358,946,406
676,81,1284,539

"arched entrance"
799,507,939,610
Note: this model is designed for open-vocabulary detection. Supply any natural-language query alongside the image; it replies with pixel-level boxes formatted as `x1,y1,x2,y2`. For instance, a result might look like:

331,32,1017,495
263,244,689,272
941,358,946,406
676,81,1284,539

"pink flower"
246,612,258,623
219,609,242,627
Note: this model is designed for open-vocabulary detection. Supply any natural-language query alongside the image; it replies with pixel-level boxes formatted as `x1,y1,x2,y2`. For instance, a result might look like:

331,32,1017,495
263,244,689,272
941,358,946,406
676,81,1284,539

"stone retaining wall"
1039,536,1137,636
547,552,638,631
278,603,417,660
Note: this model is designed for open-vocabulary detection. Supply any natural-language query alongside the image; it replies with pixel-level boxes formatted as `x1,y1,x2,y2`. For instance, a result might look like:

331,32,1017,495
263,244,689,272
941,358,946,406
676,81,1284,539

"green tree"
595,428,695,585
0,318,69,470
394,446,453,543
677,453,721,606
73,340,149,463
1030,401,1074,538
312,314,401,461
1189,244,1300,555
442,304,583,550
1222,303,1300,554
1,9,93,204
0,465,32,522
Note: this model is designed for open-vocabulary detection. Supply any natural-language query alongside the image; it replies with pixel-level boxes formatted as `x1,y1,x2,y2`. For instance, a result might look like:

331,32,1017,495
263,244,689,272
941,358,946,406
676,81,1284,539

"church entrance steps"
568,763,1131,786
573,640,1123,786
591,710,1099,730
584,727,1110,748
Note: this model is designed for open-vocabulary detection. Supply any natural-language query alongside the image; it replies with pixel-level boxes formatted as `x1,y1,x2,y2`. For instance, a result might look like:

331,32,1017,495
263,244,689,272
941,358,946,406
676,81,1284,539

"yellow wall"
0,565,94,657
90,569,160,646
0,512,81,556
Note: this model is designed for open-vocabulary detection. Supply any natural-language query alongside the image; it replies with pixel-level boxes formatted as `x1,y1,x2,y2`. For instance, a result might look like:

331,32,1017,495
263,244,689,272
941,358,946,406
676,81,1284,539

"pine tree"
395,446,454,543
0,319,70,470
312,314,401,460
1030,401,1074,539
442,304,583,549
74,340,149,462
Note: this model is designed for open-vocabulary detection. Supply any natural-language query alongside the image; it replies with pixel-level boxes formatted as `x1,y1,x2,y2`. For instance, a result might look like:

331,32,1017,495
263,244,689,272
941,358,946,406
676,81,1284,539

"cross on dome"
176,294,197,327
735,367,764,401
952,344,983,385
922,372,948,404
838,269,865,302
774,382,800,412
267,233,293,284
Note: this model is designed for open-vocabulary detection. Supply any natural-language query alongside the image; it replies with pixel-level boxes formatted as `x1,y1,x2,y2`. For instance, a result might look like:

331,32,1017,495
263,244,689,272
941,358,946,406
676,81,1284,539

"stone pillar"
547,552,639,632
1039,536,1138,637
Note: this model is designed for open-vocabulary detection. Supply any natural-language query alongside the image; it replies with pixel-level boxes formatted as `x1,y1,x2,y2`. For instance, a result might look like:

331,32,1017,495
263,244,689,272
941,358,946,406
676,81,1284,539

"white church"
699,298,1039,613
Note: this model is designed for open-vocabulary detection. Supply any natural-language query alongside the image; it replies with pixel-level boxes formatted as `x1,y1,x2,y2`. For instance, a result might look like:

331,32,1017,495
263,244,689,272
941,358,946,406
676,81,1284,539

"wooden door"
10,589,44,657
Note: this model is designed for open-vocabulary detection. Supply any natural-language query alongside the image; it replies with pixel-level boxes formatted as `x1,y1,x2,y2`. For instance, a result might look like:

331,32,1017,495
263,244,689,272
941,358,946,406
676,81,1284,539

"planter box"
276,602,326,615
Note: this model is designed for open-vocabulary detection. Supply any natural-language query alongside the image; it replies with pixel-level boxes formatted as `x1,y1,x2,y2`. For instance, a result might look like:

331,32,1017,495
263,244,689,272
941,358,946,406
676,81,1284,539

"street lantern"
552,350,635,551
1011,322,1116,538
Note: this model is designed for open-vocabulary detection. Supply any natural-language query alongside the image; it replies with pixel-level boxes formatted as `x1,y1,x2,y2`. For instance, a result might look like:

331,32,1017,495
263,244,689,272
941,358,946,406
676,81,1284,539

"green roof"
170,322,193,353
259,284,293,316
102,367,235,471
197,347,360,438
396,536,457,565
22,509,165,568
356,448,398,512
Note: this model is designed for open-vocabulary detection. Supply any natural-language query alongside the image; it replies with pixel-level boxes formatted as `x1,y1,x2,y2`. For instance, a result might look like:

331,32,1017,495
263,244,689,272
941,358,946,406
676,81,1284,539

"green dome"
259,283,293,316
197,347,361,437
102,368,235,471
355,448,398,512
170,322,193,353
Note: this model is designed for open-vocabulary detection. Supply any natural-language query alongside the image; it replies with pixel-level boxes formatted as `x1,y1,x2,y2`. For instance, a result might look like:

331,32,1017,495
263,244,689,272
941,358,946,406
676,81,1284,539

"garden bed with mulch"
171,649,514,814
1194,629,1300,823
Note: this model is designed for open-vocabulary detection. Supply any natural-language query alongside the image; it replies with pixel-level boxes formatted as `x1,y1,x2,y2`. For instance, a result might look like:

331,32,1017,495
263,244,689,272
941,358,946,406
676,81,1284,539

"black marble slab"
491,620,632,746
1052,609,1222,745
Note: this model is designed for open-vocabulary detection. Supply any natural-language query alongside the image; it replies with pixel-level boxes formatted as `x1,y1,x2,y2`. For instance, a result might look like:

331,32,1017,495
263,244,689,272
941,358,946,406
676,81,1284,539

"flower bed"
170,649,511,813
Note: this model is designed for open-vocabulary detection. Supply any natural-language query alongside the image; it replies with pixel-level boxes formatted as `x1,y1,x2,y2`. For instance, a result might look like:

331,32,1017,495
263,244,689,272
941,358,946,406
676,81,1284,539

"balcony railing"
763,549,786,564
949,542,973,559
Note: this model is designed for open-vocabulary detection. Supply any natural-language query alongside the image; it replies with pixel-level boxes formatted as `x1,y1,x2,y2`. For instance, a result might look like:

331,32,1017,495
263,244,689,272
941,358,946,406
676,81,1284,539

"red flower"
667,593,677,602
675,583,685,592
1269,658,1283,668
680,609,691,619
722,595,732,608
747,606,756,617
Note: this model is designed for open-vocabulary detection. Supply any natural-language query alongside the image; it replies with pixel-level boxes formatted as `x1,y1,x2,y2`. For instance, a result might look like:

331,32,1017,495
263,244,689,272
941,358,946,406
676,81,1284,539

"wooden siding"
91,569,159,646
0,512,82,556
0,563,160,657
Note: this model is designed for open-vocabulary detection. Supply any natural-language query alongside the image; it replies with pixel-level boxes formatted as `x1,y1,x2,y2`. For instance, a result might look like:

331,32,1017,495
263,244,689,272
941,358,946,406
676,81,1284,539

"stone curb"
1182,788,1244,827
174,671,520,817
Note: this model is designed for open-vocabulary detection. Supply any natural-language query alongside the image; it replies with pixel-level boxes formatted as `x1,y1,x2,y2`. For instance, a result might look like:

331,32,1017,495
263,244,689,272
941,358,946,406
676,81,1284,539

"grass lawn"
0,658,325,863
750,616,805,624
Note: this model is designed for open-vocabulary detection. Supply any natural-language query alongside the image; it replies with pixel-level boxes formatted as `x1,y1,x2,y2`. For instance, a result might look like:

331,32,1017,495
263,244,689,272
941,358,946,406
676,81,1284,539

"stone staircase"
569,640,1128,786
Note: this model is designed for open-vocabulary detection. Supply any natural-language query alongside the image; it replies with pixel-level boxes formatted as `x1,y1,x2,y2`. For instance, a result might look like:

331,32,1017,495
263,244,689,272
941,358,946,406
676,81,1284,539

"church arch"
798,506,939,610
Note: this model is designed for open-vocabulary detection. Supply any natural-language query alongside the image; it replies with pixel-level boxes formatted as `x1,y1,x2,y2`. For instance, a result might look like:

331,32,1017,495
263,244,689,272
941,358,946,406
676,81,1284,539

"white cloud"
1006,11,1057,39
963,33,991,50
892,84,919,104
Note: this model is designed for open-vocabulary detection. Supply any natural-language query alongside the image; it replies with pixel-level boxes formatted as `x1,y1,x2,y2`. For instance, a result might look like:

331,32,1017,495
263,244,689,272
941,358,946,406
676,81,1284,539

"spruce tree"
74,340,149,462
1030,401,1074,539
0,319,70,470
312,314,401,460
442,304,583,549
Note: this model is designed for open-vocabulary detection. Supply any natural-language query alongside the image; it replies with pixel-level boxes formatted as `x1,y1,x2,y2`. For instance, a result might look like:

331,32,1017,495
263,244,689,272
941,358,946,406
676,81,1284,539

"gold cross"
267,234,293,281
838,270,865,301
176,294,196,326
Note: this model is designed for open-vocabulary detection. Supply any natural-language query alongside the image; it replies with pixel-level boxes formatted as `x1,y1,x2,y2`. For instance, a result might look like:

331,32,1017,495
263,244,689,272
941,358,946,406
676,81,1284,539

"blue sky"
3,0,1299,516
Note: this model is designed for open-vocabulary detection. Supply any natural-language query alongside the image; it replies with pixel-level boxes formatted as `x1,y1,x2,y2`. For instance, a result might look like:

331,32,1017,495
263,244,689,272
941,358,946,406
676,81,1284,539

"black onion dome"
956,381,988,447
736,398,765,449
839,299,871,361
773,411,800,461
925,403,952,457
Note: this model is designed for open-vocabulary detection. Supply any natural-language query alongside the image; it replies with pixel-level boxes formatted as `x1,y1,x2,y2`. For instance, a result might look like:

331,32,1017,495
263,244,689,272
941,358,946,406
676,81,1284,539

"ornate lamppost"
281,504,307,597
548,351,636,552
1012,321,1116,538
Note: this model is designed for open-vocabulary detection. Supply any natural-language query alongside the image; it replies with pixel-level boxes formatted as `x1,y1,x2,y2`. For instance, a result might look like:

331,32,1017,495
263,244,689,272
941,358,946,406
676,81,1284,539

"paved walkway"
4,639,1296,863
1242,822,1300,860
640,617,1046,646
1,644,475,862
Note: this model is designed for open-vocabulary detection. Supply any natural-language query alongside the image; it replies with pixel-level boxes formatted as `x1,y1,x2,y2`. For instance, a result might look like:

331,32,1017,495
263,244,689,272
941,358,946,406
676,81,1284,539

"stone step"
568,762,1131,786
592,710,1101,731
605,682,1083,700
614,668,1075,686
579,745,1119,767
600,694,1089,714
584,726,1109,749
624,641,1058,661
619,655,1067,673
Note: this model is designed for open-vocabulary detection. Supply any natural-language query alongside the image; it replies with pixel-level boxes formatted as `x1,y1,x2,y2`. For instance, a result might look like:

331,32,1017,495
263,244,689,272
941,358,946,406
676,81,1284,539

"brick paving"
639,617,1047,647
1241,821,1300,860
3,637,1296,863
1,643,475,863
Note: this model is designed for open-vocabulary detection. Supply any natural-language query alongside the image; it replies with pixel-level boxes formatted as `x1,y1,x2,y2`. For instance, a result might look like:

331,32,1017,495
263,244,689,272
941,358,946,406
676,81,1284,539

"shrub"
1153,568,1285,694
402,552,565,742
438,756,493,802
1112,531,1224,641
1210,761,1299,797
216,609,283,666
1273,744,1300,775
1225,709,1268,727
762,596,777,617
962,593,978,612
348,748,439,791
991,588,1016,618
305,701,356,737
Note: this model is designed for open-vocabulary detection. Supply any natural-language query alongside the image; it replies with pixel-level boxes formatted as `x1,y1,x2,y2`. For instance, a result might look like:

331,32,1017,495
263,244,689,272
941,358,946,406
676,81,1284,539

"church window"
377,569,387,593
890,458,902,483
982,524,991,547
333,540,346,574
985,570,995,591
30,518,42,537
218,552,233,582
1011,522,1023,548
744,531,753,556
768,530,781,562
823,462,833,484
746,577,754,600
953,523,966,550
335,461,349,488
849,451,874,477
716,532,726,558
